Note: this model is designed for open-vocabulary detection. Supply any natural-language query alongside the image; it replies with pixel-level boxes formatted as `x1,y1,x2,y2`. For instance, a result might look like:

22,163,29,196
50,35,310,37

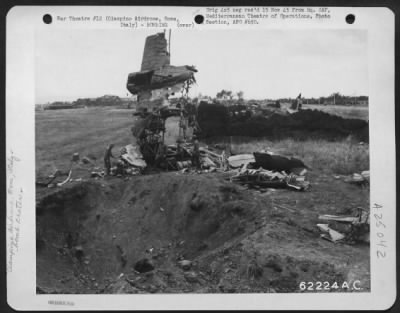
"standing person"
291,93,302,110
192,136,201,170
176,138,185,161
104,144,115,176
297,93,303,110
295,93,302,110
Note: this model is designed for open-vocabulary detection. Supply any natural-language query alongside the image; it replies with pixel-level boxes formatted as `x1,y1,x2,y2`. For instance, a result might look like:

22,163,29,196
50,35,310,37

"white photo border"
6,6,396,310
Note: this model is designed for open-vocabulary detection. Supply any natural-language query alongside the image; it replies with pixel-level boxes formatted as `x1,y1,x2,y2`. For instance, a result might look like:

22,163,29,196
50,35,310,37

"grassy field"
230,138,369,175
36,108,135,175
303,104,369,121
36,106,369,176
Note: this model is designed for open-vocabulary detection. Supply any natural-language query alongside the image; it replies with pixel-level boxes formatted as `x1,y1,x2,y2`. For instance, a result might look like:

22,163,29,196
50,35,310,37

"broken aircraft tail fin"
141,32,170,71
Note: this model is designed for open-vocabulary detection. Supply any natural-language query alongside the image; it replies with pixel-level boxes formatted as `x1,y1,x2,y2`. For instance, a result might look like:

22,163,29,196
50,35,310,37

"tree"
236,91,244,100
329,92,343,105
216,89,233,100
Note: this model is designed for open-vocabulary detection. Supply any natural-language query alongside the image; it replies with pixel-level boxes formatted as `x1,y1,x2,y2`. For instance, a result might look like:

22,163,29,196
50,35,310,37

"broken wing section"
141,32,170,71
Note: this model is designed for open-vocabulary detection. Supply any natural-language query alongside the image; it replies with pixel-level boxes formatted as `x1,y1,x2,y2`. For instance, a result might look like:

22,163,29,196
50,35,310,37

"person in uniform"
291,93,302,110
192,136,201,170
176,138,184,161
104,144,115,175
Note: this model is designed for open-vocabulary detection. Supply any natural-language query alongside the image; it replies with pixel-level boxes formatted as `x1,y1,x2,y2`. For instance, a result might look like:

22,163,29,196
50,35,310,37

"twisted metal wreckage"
119,31,314,193
126,30,199,167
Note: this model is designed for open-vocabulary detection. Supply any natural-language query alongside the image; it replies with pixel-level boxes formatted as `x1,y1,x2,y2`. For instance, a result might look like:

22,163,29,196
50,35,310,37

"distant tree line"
196,90,368,107
278,93,368,106
41,95,135,110
73,95,126,107
215,90,244,101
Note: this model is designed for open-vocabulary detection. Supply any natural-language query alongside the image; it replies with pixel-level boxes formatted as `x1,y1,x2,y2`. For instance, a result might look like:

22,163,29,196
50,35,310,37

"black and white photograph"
6,6,396,310
34,27,372,294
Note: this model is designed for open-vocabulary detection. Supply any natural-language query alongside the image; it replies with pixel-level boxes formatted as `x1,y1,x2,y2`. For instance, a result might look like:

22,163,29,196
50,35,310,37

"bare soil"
36,170,369,294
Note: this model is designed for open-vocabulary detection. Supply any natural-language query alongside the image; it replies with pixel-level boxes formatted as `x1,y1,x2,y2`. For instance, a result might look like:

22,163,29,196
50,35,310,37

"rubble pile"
226,151,310,191
230,167,310,191
36,142,313,194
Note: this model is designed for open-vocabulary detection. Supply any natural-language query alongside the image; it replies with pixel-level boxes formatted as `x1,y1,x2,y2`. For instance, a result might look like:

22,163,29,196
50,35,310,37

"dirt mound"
36,173,261,293
197,101,368,141
230,110,369,141
37,172,369,294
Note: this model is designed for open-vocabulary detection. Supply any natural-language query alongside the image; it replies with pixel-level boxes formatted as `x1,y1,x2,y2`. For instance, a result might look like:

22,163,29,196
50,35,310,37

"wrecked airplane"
126,31,198,165
127,31,197,114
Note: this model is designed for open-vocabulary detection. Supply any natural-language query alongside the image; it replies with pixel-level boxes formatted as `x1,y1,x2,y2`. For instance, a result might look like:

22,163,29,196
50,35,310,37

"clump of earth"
36,172,369,294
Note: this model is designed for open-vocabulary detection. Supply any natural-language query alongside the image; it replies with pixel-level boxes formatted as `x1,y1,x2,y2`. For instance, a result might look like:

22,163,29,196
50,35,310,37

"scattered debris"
317,224,346,242
224,151,310,191
253,152,308,173
91,171,105,178
319,214,359,223
200,147,227,170
55,170,72,187
200,156,216,169
176,160,192,170
345,170,370,186
72,153,80,162
120,144,147,169
228,154,255,168
230,167,310,191
317,208,369,244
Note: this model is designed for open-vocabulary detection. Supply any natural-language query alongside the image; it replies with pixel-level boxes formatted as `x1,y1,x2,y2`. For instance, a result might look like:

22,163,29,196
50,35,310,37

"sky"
35,28,368,103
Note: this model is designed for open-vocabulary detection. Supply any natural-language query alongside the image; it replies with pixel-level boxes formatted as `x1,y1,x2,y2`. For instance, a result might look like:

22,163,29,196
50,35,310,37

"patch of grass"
36,108,134,175
303,105,369,121
231,138,369,175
